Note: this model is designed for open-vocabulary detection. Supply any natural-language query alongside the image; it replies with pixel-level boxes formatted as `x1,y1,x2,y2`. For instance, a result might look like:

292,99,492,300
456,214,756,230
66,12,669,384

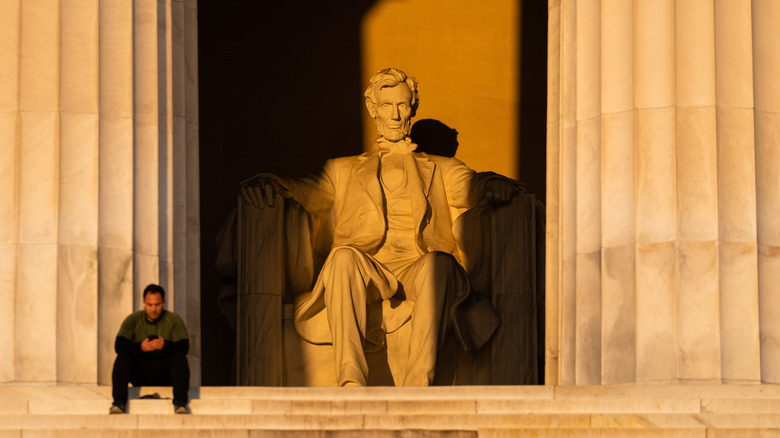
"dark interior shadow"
410,119,459,158
199,0,548,386
198,1,376,386
518,0,548,385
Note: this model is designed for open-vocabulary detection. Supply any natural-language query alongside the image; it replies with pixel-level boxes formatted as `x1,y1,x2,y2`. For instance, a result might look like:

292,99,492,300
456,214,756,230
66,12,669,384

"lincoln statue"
240,68,521,386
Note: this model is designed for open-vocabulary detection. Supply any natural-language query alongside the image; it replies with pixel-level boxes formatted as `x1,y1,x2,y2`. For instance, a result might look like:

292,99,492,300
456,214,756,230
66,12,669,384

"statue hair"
364,68,419,116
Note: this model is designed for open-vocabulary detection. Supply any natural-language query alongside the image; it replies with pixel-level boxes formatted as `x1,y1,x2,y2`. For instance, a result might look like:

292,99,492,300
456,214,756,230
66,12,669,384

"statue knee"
326,247,362,269
419,251,459,275
322,247,365,302
409,252,464,304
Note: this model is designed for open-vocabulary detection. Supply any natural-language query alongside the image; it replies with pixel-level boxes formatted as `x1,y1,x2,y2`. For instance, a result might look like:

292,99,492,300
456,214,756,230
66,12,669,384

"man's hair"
364,68,419,116
143,283,166,299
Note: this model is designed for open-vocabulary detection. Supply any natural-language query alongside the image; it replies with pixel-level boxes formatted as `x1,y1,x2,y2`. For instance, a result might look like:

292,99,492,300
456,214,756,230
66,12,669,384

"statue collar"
376,137,417,157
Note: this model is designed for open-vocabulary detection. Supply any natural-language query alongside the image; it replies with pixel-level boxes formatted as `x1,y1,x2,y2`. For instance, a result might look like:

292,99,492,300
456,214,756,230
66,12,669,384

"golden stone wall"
361,0,520,180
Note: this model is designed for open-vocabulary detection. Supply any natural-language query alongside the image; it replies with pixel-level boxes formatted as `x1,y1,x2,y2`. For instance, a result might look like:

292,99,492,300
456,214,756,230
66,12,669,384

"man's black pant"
112,351,190,406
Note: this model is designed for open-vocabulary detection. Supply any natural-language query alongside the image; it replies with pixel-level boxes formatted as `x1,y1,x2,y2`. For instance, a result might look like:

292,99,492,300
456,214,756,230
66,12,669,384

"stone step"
0,429,729,438
5,385,780,400
2,413,780,430
2,429,757,438
7,394,780,416
0,385,778,436
5,384,777,401
10,397,735,416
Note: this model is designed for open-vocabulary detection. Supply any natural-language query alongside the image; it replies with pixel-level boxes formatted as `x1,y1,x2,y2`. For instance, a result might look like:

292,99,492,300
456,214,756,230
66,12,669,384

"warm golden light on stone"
360,0,520,180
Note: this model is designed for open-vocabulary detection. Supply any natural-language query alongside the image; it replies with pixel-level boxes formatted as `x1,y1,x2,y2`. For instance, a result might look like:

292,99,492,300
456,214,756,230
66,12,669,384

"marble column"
0,0,199,385
547,0,779,385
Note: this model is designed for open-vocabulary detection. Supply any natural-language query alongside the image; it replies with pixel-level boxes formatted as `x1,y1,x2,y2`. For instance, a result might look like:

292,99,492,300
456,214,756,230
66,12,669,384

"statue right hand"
240,178,292,209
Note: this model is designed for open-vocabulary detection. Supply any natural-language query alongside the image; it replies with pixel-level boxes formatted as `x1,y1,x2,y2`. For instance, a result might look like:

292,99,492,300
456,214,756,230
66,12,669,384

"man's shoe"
174,402,189,414
109,403,126,414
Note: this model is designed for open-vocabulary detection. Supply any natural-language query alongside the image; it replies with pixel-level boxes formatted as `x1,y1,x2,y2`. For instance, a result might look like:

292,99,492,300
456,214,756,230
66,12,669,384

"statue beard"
375,119,411,142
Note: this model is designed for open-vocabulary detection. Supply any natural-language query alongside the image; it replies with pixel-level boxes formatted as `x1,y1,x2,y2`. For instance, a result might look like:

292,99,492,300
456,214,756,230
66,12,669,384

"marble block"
676,240,721,382
19,112,58,244
0,112,16,244
634,0,675,109
600,243,636,384
59,112,99,245
16,244,58,382
752,0,780,112
674,0,716,107
0,245,15,382
60,0,99,114
676,107,718,241
636,241,677,383
57,243,99,383
635,107,677,243
19,0,59,112
0,0,20,112
719,241,761,383
600,111,635,247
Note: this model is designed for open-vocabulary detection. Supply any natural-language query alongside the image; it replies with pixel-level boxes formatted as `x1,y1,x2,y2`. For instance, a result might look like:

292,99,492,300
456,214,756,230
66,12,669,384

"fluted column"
0,0,19,384
97,0,135,386
0,0,199,385
548,0,779,385
753,0,780,385
674,0,720,384
599,0,636,386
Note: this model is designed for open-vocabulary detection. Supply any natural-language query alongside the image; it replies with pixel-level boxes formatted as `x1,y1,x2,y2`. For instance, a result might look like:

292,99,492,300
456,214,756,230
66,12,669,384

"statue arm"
240,160,336,214
283,159,337,215
441,157,524,209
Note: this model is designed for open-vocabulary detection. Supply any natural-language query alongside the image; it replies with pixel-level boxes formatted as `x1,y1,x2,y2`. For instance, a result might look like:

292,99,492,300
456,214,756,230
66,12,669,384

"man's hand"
240,177,292,209
140,338,165,352
478,177,525,207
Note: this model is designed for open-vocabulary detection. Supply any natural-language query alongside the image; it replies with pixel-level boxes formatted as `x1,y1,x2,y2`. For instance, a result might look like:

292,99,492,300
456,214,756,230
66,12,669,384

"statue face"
372,83,413,142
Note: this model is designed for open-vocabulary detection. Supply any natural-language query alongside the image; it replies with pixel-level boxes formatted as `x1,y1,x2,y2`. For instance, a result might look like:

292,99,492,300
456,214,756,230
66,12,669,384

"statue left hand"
478,178,524,207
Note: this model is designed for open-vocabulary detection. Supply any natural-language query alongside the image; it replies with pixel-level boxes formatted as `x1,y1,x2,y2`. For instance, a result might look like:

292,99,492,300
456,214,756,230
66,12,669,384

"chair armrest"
236,195,285,385
237,195,286,299
454,192,542,385
489,193,542,385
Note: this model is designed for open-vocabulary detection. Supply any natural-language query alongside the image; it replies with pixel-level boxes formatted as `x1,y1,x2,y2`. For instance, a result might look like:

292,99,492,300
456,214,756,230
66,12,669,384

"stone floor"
0,384,778,437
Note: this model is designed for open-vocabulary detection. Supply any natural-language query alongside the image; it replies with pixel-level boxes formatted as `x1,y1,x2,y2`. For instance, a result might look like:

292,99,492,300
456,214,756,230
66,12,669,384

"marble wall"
547,0,780,385
0,0,199,385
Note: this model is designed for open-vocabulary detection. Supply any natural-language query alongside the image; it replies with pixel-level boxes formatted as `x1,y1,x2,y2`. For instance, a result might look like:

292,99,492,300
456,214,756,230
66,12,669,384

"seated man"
241,67,519,386
110,284,190,414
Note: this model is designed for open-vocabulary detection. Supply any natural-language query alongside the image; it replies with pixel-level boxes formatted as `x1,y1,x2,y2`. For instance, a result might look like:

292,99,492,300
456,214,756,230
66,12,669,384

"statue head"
364,68,419,142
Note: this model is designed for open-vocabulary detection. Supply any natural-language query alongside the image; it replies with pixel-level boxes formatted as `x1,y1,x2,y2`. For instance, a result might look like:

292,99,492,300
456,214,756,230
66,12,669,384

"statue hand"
478,177,524,207
240,178,292,209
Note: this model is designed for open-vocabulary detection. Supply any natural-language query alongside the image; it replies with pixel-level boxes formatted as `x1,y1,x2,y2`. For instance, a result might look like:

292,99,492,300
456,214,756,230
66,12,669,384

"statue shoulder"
322,153,367,173
417,152,471,170
326,155,360,166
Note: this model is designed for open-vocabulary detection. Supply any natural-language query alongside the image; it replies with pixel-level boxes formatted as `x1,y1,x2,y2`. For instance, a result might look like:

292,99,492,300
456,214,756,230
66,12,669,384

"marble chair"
234,192,543,386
